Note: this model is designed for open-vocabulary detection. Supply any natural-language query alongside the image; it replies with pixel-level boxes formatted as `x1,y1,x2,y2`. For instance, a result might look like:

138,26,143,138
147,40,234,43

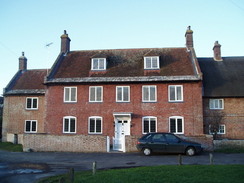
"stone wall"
22,134,108,152
214,140,244,150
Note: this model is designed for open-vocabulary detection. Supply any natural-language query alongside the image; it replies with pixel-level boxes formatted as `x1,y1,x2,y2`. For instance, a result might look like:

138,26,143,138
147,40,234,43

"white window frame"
144,56,160,69
142,85,157,102
91,58,106,70
89,86,103,102
116,86,130,102
88,116,102,134
142,116,157,134
26,97,38,110
64,87,77,103
169,116,184,134
209,124,225,134
63,116,76,133
209,99,224,109
25,120,37,133
168,85,183,102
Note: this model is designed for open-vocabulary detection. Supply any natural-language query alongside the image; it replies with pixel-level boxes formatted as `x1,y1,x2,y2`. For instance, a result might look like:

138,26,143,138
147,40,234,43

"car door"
164,133,185,153
148,133,167,153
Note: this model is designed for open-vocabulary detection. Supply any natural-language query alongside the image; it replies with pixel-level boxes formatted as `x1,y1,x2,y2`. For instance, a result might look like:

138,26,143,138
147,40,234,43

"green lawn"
0,142,23,152
39,164,244,183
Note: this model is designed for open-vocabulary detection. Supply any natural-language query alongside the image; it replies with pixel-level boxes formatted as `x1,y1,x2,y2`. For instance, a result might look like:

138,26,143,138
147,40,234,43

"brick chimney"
213,41,223,61
60,30,71,53
19,52,27,71
185,26,193,49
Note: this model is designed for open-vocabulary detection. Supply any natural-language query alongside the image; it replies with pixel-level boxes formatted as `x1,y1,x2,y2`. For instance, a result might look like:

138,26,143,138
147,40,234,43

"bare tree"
207,110,225,140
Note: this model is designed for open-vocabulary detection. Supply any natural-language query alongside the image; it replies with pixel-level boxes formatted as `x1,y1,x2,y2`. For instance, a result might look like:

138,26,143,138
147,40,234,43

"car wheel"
186,147,196,156
143,148,152,156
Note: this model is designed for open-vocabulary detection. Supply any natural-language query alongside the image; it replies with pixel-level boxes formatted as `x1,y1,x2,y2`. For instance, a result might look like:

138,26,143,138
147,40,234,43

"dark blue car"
136,133,203,156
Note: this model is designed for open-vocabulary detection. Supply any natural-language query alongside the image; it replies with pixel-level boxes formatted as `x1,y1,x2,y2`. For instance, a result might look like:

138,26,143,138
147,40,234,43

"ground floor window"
63,116,76,133
169,116,184,134
209,124,225,134
143,117,157,134
25,120,37,133
89,117,102,134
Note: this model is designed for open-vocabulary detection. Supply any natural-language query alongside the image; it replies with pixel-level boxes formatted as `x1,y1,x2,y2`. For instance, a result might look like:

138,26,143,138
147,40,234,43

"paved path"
0,151,244,183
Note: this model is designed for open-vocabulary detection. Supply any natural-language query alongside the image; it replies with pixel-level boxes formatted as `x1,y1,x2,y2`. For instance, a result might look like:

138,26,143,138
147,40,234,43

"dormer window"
92,58,106,70
144,56,159,69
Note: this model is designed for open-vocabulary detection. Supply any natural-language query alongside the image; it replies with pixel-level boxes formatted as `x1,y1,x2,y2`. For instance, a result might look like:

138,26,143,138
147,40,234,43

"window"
116,86,130,102
209,125,225,134
64,87,77,102
209,99,224,109
144,56,159,69
89,86,103,102
63,116,76,133
169,85,183,102
92,58,106,70
89,117,102,134
142,86,157,102
26,97,38,109
143,117,157,134
169,116,184,134
25,120,37,133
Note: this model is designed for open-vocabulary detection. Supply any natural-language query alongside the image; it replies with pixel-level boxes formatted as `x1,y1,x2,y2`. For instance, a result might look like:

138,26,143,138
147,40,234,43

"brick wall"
203,98,244,139
214,140,244,150
23,134,107,152
125,135,142,152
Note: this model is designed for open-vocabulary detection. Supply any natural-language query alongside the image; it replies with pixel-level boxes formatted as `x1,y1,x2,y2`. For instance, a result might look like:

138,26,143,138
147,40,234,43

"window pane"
152,57,158,68
99,59,105,70
90,118,95,132
150,118,156,132
146,58,151,68
70,88,76,101
90,87,95,101
176,86,182,100
96,119,102,133
93,59,98,69
214,100,218,108
170,118,176,133
150,86,156,101
96,87,102,101
143,118,149,133
143,87,149,101
70,118,76,132
210,99,214,109
123,87,129,101
219,100,223,109
64,119,69,132
27,98,32,108
65,88,70,101
32,99,37,108
169,86,175,101
25,121,31,132
32,121,37,132
177,119,183,133
117,87,122,101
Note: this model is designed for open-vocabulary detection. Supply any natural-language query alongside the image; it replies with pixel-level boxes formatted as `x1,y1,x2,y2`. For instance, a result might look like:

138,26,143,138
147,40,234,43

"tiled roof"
198,56,244,97
48,47,199,82
5,69,49,95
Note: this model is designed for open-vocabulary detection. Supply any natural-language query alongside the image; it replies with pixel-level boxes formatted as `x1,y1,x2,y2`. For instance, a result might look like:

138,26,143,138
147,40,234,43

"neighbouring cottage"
198,41,244,140
2,27,213,152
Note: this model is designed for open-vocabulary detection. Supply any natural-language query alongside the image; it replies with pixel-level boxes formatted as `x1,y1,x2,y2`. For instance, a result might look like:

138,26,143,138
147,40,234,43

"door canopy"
113,113,132,121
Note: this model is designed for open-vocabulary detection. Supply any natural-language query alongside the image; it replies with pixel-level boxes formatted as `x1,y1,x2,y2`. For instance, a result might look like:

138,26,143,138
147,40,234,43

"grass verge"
39,164,244,183
0,142,23,152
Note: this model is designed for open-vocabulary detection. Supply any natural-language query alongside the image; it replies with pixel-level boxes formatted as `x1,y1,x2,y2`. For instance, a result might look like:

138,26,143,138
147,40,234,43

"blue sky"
1,0,244,96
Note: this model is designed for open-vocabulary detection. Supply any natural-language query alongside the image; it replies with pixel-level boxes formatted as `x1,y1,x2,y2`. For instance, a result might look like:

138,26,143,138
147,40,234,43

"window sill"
25,109,38,111
168,101,184,103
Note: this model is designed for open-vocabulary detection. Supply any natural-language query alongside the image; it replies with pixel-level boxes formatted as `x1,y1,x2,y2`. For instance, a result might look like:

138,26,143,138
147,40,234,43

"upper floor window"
63,116,76,133
169,116,184,134
89,116,102,134
209,99,224,109
142,116,157,134
64,87,77,102
25,120,37,133
89,86,103,102
209,124,225,134
26,97,38,110
169,85,183,102
92,58,106,70
144,56,159,69
116,86,130,102
142,85,157,102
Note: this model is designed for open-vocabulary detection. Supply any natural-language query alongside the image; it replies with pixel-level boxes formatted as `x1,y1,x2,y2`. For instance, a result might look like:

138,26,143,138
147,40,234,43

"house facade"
199,42,244,140
2,27,214,152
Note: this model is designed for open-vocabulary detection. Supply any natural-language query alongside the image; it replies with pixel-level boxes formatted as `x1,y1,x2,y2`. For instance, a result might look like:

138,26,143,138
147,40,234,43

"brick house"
2,27,213,152
198,42,244,140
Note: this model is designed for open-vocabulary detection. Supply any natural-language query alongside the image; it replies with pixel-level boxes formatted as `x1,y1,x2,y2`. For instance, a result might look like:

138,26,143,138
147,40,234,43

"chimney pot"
213,41,223,61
